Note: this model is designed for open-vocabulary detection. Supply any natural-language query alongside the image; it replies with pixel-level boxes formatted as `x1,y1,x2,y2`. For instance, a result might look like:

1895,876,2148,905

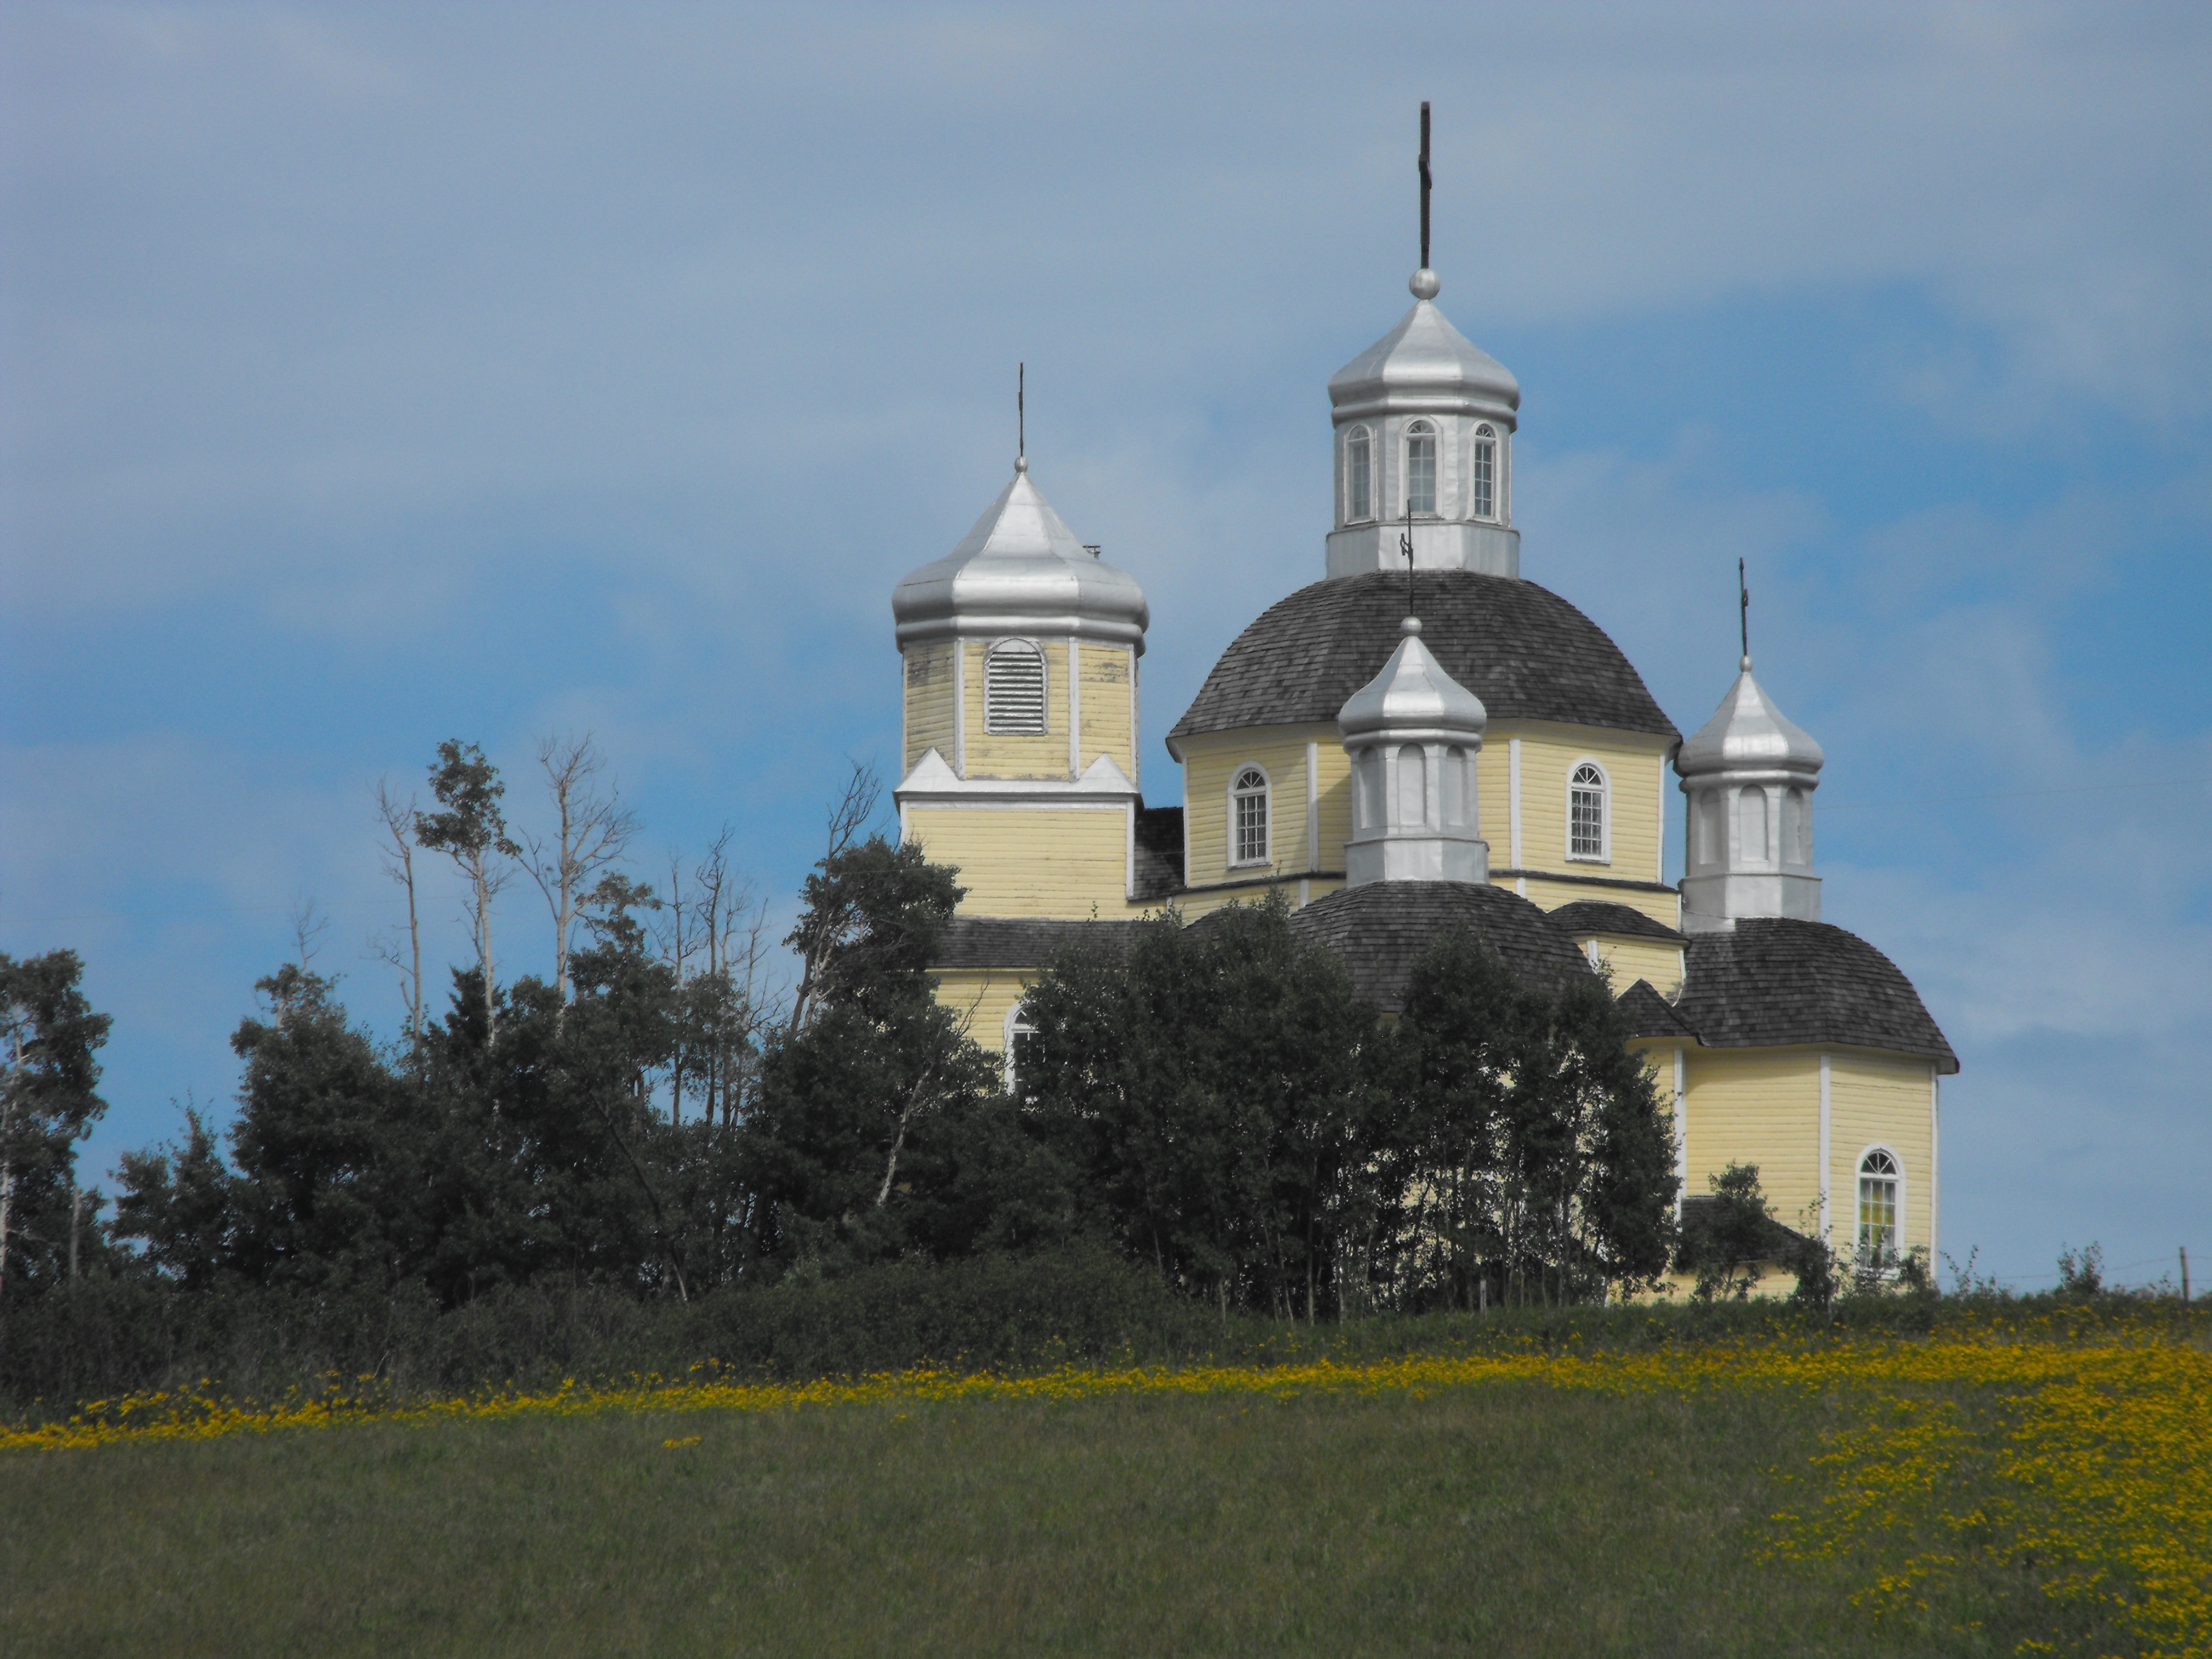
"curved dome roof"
1338,617,1487,745
1282,880,1594,1010
891,465,1148,651
1328,297,1520,427
1677,660,1823,779
1168,570,1677,751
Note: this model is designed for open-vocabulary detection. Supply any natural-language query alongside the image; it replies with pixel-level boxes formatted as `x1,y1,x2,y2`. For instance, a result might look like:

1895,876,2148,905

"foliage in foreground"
5,1308,2207,1659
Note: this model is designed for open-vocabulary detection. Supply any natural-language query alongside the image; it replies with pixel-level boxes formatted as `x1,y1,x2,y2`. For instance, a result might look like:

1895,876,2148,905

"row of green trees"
2,747,1683,1325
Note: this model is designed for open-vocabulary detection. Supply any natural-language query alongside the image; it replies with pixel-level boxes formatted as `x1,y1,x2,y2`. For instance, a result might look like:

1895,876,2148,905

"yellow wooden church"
887,244,1954,1284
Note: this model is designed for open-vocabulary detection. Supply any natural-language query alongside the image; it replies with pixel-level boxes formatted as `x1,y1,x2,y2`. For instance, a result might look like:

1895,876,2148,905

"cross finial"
1017,362,1025,470
1738,557,1751,669
1419,101,1432,272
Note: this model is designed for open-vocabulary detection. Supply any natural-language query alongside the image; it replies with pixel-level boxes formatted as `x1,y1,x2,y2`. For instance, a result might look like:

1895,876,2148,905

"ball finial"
1015,455,1028,474
1410,267,1441,301
1401,616,1423,636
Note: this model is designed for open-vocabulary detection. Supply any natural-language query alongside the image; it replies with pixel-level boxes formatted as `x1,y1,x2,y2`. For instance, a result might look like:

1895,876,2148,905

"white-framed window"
1404,420,1437,517
1230,765,1271,866
1004,1002,1038,1096
1856,1146,1902,1264
1472,424,1497,521
1346,426,1373,523
984,638,1047,734
1567,760,1609,862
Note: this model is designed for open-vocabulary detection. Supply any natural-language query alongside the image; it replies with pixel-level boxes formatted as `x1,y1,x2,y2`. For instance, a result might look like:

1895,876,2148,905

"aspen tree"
415,740,518,1039
521,734,637,1008
370,779,426,1043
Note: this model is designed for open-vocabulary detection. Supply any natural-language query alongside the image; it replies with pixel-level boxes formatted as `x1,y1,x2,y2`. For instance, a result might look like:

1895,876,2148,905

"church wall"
905,803,1128,918
1681,1047,1823,1239
1516,873,1680,931
1177,725,1341,890
1576,933,1683,999
931,967,1033,1056
1827,1050,1937,1262
1079,644,1137,783
964,638,1074,779
1505,724,1672,890
902,641,957,776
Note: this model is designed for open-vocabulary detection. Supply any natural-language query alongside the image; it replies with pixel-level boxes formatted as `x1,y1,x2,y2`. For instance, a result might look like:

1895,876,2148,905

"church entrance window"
1405,421,1437,517
1346,427,1373,522
1232,766,1270,866
1857,1148,1900,1265
985,639,1048,734
1568,761,1608,860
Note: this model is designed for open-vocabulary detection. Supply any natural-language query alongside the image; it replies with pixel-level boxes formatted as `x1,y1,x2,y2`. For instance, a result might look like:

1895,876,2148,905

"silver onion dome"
1327,276,1521,427
1677,658,1825,780
1338,617,1489,745
891,462,1148,652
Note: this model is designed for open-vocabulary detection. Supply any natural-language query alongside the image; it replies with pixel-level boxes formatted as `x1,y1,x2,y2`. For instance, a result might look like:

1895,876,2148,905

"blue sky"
4,2,2207,1289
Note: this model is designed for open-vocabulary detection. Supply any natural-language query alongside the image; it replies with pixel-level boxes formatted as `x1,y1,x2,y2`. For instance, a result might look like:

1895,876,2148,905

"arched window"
1568,761,1608,861
1230,766,1270,866
1355,749,1383,831
1694,789,1721,866
1440,745,1469,827
1346,426,1373,523
1404,421,1437,517
1783,786,1812,866
1004,1002,1038,1096
1857,1147,1901,1264
1472,424,1496,520
984,638,1047,734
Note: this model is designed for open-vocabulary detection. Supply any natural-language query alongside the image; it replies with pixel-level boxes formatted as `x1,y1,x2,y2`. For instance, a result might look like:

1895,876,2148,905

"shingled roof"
1547,899,1685,943
933,917,1150,972
1168,569,1679,748
1281,880,1595,1010
1655,918,1958,1073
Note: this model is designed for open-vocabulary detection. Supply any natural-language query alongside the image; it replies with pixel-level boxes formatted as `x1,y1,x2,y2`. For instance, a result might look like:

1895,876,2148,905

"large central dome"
1167,569,1677,752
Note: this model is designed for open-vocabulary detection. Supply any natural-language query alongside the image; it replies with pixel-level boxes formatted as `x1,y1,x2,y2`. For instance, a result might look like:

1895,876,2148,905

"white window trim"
1343,424,1375,526
1471,423,1500,524
1853,1142,1906,1270
983,637,1049,736
1227,761,1273,869
1403,419,1439,520
1003,1001,1037,1095
1564,756,1612,864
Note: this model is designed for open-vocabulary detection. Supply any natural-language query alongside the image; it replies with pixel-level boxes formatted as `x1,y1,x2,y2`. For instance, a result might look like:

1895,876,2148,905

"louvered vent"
985,640,1048,734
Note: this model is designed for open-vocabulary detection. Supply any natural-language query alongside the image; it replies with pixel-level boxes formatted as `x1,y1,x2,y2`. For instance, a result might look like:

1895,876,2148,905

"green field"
9,1314,2205,1659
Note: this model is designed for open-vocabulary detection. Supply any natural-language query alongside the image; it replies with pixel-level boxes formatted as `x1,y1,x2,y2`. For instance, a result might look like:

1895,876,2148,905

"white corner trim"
1672,1047,1687,1221
1305,740,1321,871
1507,736,1523,867
1929,1067,1942,1265
1067,635,1081,779
1655,753,1667,883
952,639,967,779
1818,1053,1833,1245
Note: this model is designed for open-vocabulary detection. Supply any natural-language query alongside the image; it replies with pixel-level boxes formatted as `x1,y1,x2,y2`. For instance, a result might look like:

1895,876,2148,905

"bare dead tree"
693,826,783,1125
415,740,518,1039
521,734,638,1005
656,849,694,1124
786,762,882,1035
370,778,426,1042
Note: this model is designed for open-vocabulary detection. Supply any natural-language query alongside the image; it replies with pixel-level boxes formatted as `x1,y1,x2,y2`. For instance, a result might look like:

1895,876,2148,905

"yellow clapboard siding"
907,805,1126,918
931,968,1034,1056
1177,726,1339,888
902,642,957,776
1503,725,1671,885
1829,1050,1937,1258
1573,934,1683,999
1078,644,1135,782
1682,1047,1822,1239
965,638,1071,779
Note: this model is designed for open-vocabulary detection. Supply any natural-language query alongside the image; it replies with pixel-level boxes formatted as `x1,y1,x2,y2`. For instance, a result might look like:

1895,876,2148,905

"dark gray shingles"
1548,899,1686,942
1617,977,1697,1041
1674,919,1959,1073
1168,570,1679,745
1282,880,1595,1010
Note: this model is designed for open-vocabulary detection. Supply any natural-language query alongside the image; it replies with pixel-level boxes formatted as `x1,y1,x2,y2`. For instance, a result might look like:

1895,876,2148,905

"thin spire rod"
1738,557,1751,665
1018,362,1025,464
1418,101,1432,271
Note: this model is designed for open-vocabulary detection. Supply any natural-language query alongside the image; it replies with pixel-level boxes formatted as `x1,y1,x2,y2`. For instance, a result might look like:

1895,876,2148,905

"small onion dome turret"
1339,616,1490,888
892,461,1148,652
1676,657,1825,932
